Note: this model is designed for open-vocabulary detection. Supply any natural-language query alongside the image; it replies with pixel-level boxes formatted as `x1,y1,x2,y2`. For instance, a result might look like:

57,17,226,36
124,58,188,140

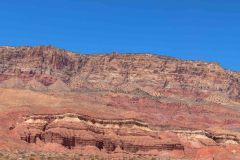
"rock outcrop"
15,113,184,153
0,46,240,159
0,46,239,101
13,113,240,158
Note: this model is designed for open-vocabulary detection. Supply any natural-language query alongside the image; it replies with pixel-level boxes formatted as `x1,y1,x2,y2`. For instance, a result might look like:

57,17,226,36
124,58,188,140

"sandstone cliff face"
8,112,239,160
0,46,239,101
16,113,185,153
14,113,240,153
1,46,240,159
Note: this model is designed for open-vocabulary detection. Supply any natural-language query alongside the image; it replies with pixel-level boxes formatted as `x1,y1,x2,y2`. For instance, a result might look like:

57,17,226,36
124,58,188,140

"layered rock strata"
14,113,240,155
16,113,184,153
0,46,239,102
0,46,240,159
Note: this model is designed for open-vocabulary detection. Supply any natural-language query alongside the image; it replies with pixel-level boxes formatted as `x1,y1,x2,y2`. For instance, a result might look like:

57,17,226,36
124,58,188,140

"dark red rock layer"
17,114,185,153
14,113,240,155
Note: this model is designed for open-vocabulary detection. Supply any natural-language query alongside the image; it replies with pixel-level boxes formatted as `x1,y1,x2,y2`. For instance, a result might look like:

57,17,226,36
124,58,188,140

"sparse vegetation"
0,149,189,160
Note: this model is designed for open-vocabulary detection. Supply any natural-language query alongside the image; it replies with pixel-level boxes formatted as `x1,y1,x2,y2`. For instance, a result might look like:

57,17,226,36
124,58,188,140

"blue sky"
0,0,240,71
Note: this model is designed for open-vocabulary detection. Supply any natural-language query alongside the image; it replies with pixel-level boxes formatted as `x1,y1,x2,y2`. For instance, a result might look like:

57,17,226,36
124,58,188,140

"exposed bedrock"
0,46,240,101
14,113,240,154
15,113,185,153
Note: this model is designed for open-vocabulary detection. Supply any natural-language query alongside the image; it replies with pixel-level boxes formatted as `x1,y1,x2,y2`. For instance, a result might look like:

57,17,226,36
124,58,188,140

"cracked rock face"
0,46,240,101
17,113,184,152
10,112,240,159
0,46,240,159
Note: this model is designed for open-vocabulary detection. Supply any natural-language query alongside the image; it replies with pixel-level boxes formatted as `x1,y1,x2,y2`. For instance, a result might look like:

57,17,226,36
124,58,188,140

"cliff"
0,46,240,159
0,46,239,102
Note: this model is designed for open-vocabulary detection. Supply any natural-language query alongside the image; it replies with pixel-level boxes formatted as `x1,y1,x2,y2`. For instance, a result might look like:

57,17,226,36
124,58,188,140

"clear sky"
0,0,240,71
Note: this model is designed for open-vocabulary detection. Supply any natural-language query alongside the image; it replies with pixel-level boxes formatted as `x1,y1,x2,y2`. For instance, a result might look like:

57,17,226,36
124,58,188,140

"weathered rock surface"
0,46,239,101
0,46,240,159
16,114,184,152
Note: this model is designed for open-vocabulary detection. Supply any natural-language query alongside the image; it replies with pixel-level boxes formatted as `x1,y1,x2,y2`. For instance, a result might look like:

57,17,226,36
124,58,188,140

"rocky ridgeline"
0,46,239,101
0,46,240,159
